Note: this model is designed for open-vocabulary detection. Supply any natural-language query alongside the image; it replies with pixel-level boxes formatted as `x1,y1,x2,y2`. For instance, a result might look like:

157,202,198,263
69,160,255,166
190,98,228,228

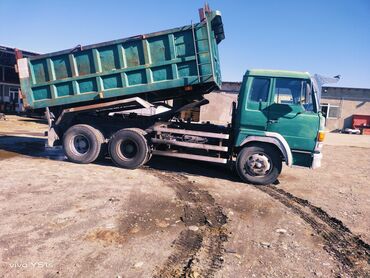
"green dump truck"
16,6,325,185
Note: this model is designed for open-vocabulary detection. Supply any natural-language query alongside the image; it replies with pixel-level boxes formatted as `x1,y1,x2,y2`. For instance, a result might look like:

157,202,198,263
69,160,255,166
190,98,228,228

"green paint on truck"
16,6,325,185
17,10,224,110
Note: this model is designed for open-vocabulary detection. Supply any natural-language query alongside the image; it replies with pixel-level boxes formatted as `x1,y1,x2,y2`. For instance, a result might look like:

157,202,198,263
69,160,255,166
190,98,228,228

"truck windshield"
274,78,316,112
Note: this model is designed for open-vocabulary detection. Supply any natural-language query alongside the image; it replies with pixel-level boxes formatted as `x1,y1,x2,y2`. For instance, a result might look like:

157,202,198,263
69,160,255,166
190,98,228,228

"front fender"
239,132,293,167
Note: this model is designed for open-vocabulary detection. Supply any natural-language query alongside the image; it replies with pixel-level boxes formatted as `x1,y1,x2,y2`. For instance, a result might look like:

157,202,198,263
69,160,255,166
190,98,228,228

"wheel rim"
244,153,272,176
118,139,138,160
72,135,90,155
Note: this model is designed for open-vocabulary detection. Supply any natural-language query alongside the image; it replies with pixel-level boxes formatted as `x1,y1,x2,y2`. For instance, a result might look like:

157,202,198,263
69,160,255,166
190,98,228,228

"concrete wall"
322,86,370,100
200,92,237,124
199,82,240,124
322,98,370,131
322,86,370,131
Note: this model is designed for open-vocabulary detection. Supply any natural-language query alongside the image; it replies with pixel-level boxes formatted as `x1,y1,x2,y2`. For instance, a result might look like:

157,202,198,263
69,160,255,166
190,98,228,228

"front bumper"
311,152,322,169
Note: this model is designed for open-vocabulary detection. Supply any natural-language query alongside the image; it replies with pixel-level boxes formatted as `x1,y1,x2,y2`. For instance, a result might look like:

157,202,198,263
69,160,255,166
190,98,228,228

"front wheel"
236,144,282,185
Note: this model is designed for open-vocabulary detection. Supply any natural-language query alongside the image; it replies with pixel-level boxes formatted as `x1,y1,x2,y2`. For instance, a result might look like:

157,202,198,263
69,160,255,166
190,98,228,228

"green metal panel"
234,70,321,167
266,77,319,152
245,69,311,80
19,10,224,109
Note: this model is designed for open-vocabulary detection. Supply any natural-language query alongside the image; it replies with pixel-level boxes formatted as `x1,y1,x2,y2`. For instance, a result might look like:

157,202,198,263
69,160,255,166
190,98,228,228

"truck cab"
233,69,325,184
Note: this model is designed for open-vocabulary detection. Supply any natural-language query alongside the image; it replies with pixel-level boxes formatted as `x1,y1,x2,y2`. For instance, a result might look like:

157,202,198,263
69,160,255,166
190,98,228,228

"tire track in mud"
147,170,228,278
258,185,370,277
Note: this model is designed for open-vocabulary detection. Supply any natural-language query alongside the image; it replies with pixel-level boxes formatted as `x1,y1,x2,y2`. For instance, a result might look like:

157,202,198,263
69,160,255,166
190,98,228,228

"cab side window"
249,78,270,102
274,78,313,110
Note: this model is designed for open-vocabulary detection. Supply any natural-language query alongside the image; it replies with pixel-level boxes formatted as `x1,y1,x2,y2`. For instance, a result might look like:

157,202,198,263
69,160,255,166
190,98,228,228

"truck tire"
145,151,153,163
236,144,282,185
108,129,148,169
63,124,105,164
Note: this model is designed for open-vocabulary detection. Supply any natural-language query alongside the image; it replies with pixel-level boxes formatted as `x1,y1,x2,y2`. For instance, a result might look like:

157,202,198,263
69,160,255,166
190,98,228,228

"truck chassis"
46,96,235,170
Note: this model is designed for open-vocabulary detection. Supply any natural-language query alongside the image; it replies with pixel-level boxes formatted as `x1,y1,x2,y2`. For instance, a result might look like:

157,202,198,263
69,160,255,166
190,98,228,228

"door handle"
268,119,278,124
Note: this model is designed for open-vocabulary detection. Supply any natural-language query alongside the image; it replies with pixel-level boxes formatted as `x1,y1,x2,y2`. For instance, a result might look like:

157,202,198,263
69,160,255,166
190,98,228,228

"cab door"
240,76,272,132
267,77,319,166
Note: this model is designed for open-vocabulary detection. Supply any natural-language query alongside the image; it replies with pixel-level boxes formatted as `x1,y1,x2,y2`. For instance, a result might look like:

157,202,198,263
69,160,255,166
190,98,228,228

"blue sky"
1,0,369,88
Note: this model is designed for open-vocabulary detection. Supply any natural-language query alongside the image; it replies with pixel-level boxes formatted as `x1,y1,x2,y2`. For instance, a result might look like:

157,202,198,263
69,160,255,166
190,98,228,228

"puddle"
0,150,20,160
0,136,66,161
0,131,45,137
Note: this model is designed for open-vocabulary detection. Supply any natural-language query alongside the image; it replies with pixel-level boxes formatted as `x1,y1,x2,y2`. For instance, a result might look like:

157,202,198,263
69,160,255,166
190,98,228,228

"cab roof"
245,69,311,80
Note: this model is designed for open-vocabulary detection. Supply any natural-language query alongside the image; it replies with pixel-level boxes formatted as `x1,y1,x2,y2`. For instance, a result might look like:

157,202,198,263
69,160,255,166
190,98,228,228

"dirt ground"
0,115,369,278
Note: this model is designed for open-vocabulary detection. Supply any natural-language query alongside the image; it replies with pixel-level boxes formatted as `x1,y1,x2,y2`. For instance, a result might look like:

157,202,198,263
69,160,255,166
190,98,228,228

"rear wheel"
63,124,105,164
108,129,148,169
145,150,153,164
236,144,282,185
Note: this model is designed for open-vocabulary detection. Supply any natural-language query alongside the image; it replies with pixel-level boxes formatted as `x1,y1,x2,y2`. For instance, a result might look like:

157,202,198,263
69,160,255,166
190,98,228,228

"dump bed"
16,9,224,110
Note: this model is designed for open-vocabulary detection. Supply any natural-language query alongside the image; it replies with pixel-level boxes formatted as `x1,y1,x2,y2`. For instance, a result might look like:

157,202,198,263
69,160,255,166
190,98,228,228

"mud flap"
292,152,313,168
46,127,59,147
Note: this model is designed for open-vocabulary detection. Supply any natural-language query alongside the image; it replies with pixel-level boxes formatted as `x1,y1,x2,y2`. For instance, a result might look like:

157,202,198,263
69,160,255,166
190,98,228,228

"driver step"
151,138,228,152
152,150,228,164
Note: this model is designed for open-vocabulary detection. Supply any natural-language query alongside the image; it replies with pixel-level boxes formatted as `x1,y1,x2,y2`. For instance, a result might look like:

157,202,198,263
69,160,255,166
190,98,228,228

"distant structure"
0,45,38,112
321,86,370,131
200,82,370,132
200,81,239,124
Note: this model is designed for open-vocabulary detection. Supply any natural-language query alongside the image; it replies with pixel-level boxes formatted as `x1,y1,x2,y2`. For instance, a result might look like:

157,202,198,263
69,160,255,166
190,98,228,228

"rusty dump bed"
16,8,224,110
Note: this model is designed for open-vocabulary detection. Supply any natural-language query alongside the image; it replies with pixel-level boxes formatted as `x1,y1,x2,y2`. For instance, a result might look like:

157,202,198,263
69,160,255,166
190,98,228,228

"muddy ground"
0,115,369,278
